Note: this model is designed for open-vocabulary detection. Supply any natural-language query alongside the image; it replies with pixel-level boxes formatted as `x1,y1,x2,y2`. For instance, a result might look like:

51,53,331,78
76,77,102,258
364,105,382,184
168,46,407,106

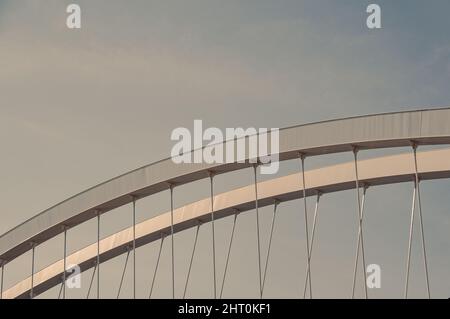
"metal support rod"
30,242,35,299
117,247,131,299
412,143,431,298
220,211,239,299
58,279,63,299
299,154,312,298
1,261,4,300
63,226,67,299
303,192,321,298
209,172,217,299
352,147,368,299
149,234,165,299
351,185,368,299
96,211,101,299
405,182,416,299
132,196,137,299
86,262,97,299
261,200,279,297
169,184,175,299
183,224,201,298
253,164,263,299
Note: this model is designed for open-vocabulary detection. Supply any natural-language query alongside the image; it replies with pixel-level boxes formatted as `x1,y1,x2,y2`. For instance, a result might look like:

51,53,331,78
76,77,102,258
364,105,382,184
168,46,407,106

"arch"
3,147,450,299
2,108,450,264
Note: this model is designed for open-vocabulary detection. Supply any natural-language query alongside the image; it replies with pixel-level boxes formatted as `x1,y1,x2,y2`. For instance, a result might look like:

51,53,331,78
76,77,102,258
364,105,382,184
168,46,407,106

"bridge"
1,108,450,299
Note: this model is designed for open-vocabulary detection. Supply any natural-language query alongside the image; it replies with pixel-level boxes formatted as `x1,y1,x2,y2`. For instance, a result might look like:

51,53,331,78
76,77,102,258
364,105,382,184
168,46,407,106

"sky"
0,0,450,298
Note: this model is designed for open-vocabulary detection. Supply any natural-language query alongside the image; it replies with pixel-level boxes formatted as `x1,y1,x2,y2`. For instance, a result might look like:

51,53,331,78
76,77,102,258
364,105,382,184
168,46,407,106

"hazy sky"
1,0,450,298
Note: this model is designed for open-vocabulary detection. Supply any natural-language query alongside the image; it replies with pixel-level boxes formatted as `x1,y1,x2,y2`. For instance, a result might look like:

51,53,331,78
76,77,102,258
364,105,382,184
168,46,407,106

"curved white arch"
2,108,450,264
3,147,450,299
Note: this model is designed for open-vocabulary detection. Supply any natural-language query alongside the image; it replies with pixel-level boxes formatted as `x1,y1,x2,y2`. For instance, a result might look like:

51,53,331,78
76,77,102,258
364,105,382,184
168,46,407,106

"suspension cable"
96,210,101,299
183,223,201,298
169,184,175,299
63,226,67,299
132,196,137,299
299,154,313,298
30,242,35,299
86,262,97,299
405,182,416,298
351,184,369,298
253,164,263,299
220,211,239,299
117,247,131,299
58,279,63,299
149,233,165,299
209,172,217,299
351,147,368,299
1,261,5,300
261,200,279,297
303,192,321,298
412,143,431,298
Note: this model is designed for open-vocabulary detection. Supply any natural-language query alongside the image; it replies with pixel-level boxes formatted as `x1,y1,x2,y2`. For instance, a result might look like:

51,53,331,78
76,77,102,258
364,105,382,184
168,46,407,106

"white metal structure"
1,108,450,299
